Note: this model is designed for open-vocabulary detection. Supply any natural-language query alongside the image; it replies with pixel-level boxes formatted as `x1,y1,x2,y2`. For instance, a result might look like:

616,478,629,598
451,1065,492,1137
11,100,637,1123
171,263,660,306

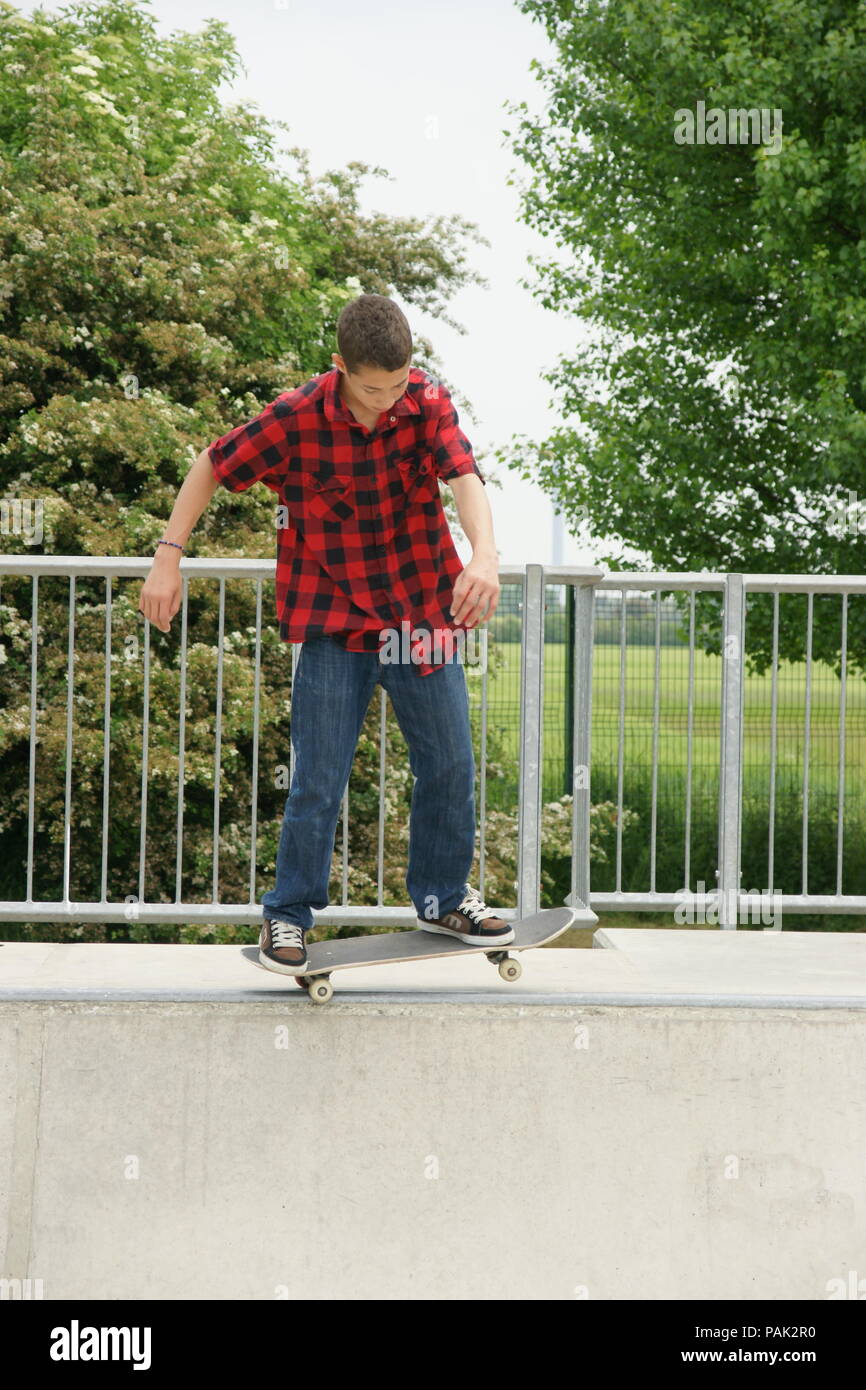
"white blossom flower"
69,47,103,66
79,91,121,117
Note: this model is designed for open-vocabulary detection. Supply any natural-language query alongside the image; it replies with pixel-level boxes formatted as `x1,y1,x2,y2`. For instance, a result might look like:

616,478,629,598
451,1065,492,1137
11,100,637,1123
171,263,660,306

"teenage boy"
140,293,510,974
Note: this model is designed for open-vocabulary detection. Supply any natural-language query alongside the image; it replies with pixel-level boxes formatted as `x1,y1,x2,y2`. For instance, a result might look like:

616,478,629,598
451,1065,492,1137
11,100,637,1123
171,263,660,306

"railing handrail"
0,555,602,583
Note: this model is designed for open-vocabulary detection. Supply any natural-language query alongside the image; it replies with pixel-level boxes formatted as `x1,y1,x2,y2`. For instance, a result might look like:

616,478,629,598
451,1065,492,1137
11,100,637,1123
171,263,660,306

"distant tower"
552,506,565,566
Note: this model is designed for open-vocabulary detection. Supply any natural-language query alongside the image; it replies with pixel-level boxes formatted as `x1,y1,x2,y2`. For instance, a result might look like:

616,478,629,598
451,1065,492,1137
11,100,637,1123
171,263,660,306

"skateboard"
242,905,577,1005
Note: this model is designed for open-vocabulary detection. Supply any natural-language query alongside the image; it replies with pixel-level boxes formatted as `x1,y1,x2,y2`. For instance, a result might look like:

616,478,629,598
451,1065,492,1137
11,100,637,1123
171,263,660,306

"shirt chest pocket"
300,470,355,522
395,450,439,501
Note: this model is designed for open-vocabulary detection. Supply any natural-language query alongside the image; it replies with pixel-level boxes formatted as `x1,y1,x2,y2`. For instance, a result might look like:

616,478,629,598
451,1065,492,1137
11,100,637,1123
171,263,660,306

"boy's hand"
450,553,499,627
139,558,183,633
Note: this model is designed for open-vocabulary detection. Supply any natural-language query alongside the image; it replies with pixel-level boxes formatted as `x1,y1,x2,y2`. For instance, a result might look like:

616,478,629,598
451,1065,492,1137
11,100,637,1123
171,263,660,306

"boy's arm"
427,381,498,626
448,472,500,626
140,387,294,632
138,449,219,633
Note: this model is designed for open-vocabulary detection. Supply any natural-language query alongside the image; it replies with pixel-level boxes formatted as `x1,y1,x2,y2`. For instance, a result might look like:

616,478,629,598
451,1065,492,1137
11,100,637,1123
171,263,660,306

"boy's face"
332,353,411,415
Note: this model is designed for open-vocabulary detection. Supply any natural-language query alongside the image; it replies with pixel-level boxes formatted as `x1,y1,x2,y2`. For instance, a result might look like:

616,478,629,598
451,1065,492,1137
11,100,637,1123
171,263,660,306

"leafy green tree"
499,0,866,675
0,0,500,936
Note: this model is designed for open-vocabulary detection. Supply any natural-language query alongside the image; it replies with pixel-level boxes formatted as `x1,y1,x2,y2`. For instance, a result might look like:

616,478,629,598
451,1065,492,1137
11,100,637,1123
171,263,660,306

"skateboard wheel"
294,976,310,991
309,977,333,1005
498,957,522,982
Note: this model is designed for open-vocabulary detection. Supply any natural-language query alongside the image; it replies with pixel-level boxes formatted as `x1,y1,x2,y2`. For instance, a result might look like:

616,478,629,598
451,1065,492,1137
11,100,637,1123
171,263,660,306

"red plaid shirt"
207,366,486,676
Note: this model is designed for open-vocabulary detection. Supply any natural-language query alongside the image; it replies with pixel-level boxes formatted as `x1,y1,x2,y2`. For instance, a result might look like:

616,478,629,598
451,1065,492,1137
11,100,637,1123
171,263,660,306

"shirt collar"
322,366,421,426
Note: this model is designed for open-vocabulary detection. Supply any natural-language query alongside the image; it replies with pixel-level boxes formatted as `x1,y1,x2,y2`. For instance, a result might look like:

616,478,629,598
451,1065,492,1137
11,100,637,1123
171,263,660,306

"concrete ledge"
1,929,864,1299
1,927,864,1007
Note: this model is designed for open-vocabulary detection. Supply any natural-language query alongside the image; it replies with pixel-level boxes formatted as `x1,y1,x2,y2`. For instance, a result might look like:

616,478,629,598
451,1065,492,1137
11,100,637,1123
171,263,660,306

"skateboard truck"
292,945,524,1004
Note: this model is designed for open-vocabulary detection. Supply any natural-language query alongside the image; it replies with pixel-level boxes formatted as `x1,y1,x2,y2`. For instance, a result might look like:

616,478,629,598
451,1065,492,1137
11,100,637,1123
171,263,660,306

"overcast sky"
31,0,633,570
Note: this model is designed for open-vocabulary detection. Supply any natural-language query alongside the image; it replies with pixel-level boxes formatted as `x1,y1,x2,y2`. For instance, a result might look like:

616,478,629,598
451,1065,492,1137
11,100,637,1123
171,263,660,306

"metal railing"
0,557,599,928
2,555,865,929
554,569,866,926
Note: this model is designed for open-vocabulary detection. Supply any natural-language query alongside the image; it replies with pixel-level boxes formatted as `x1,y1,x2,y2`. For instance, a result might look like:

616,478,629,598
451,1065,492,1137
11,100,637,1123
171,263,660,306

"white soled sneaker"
417,887,514,945
259,918,309,974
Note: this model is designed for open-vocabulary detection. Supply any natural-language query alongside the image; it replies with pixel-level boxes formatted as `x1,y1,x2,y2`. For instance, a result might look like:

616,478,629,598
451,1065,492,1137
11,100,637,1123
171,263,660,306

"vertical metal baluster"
377,686,387,907
650,590,661,895
100,576,112,903
571,579,595,913
64,576,75,907
140,603,150,906
26,575,39,905
837,594,848,895
739,587,748,926
175,575,189,904
616,588,626,895
768,592,779,901
249,579,263,905
290,643,299,789
341,780,349,910
684,590,695,892
478,627,489,902
517,564,544,919
802,591,813,897
212,576,226,904
718,574,744,929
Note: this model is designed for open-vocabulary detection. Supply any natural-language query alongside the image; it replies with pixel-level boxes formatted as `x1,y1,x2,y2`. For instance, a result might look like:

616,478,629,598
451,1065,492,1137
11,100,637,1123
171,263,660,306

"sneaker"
417,886,514,946
259,918,309,974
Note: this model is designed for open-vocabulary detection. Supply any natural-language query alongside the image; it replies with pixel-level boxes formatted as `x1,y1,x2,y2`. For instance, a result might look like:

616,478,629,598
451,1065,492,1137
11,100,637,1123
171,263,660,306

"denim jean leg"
262,637,379,928
378,648,476,924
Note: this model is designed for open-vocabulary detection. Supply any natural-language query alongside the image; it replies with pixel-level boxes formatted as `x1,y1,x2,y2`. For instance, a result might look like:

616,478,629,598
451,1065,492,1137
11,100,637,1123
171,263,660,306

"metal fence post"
570,577,596,914
517,564,545,920
563,582,575,796
718,574,745,929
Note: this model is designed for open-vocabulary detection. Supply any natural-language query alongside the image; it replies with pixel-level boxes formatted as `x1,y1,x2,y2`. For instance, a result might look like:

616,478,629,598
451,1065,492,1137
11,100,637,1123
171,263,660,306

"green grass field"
470,640,866,805
462,637,866,920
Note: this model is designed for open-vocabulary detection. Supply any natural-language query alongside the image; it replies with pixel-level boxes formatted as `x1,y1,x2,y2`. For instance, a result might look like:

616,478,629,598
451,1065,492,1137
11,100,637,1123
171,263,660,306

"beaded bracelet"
156,539,185,553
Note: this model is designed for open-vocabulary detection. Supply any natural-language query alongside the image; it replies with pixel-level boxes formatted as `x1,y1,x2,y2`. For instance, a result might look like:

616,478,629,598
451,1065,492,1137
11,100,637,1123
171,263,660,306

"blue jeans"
261,635,477,929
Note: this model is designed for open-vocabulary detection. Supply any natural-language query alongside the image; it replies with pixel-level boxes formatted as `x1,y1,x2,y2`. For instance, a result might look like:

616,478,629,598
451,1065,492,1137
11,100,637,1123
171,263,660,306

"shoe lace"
268,919,305,949
456,887,495,925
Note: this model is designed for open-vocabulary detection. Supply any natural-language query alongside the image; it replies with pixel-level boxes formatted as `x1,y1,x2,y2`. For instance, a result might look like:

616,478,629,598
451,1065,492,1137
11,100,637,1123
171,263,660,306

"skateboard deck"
242,905,576,1004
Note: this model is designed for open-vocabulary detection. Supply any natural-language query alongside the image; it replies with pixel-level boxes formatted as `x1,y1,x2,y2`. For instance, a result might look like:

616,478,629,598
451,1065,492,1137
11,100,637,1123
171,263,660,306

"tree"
498,0,866,676
0,0,495,934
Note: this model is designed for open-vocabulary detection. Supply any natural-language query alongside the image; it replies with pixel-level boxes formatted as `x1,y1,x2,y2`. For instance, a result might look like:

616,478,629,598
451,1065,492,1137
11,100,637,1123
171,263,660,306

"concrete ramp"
1,928,864,1299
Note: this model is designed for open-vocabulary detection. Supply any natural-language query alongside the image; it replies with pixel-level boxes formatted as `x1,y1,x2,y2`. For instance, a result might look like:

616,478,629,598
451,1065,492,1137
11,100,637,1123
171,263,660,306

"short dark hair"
336,294,412,374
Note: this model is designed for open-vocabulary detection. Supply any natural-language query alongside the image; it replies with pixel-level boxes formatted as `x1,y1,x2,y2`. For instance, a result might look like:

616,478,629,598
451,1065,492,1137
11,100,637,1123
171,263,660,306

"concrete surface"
1,928,864,1299
1,926,864,1006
